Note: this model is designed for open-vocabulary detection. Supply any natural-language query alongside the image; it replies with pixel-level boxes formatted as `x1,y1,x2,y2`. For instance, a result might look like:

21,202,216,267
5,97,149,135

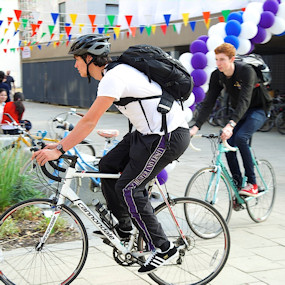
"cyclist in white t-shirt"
32,34,190,274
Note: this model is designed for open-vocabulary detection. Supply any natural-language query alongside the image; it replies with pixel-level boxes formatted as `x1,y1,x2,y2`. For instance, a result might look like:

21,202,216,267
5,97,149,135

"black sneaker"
138,242,178,274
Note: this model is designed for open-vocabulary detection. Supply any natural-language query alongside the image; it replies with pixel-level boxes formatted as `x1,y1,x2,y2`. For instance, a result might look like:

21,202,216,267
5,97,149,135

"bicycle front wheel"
0,199,88,285
137,197,230,285
246,159,276,222
185,167,233,224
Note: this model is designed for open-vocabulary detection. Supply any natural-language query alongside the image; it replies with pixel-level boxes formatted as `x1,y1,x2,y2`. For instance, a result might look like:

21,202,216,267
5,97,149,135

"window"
59,2,66,34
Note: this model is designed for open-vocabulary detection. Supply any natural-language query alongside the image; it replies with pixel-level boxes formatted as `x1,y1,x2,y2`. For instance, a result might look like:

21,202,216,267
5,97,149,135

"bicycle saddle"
97,129,119,138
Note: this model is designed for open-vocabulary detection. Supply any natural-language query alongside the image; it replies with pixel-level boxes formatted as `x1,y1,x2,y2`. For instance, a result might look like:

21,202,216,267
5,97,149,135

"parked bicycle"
0,152,230,285
185,134,276,224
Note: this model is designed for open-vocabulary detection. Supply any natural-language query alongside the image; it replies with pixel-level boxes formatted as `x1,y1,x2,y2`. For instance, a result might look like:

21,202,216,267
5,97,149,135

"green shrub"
0,147,43,213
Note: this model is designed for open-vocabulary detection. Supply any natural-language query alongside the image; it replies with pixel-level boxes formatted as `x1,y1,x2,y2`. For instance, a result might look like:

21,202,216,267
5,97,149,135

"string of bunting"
0,8,240,53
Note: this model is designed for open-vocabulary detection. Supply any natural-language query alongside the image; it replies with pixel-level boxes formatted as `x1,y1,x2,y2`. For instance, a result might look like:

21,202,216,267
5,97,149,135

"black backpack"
235,54,272,115
106,45,193,142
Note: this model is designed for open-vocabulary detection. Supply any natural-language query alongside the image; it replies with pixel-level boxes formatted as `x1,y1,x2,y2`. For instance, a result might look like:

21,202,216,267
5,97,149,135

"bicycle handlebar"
190,133,237,152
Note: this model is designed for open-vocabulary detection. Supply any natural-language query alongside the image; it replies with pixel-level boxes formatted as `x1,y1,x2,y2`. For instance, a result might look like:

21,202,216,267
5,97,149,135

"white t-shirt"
98,64,188,135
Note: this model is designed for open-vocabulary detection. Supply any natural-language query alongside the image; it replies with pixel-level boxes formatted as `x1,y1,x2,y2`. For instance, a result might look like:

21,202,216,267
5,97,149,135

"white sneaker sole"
138,250,179,275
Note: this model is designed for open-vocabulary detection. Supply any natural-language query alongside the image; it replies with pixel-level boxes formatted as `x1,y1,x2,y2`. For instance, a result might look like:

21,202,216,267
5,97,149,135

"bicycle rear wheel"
137,197,230,285
0,199,88,285
246,159,276,222
276,110,285,135
185,167,233,224
214,107,235,127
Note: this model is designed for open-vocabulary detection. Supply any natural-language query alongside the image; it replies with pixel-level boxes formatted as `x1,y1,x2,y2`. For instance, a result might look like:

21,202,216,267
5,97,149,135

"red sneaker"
239,183,258,197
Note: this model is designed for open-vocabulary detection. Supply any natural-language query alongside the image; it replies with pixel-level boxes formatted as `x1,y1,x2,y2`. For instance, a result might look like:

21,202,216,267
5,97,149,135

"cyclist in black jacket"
191,43,267,197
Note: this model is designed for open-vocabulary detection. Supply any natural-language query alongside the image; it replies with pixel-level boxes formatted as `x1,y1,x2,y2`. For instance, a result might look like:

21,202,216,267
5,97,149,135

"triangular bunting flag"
202,11,210,24
125,15,133,27
189,21,196,32
31,24,38,36
4,49,7,53
241,7,246,12
221,10,230,22
107,15,115,26
37,45,42,50
146,26,152,36
0,38,4,44
7,17,13,26
51,13,59,25
104,25,109,33
113,26,121,38
88,15,96,25
91,24,97,33
65,26,72,37
48,25,55,36
7,39,9,45
205,18,211,29
0,9,2,15
21,19,28,29
59,34,64,41
164,14,171,26
175,22,182,34
10,48,15,53
47,42,51,47
41,32,46,38
218,16,225,22
139,25,145,34
14,10,22,21
182,13,189,27
151,25,156,35
98,27,104,34
70,14,77,25
173,24,177,33
130,26,137,37
50,33,55,40
14,22,20,31
4,28,8,35
161,24,167,35
79,24,85,33
0,20,2,27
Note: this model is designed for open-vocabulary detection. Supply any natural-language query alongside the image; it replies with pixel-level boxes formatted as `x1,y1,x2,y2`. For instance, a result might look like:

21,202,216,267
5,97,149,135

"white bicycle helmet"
69,34,110,56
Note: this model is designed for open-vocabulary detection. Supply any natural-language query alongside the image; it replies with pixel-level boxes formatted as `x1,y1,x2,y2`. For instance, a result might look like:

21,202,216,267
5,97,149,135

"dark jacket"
195,62,264,129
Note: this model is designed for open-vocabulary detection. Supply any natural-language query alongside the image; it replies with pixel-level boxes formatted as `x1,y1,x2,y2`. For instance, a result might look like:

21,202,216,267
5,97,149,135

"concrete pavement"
16,102,285,284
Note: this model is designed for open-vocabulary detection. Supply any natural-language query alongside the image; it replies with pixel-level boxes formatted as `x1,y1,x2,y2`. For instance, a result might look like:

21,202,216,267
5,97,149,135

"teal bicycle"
185,134,276,224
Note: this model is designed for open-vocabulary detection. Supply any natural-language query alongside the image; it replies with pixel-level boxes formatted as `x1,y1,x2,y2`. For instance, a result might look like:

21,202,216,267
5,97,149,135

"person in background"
0,88,8,132
190,43,267,197
1,92,25,135
0,71,10,102
5,70,15,95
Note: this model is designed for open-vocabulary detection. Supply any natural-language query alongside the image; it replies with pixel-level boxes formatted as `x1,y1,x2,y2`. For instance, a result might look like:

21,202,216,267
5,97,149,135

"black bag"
107,45,193,139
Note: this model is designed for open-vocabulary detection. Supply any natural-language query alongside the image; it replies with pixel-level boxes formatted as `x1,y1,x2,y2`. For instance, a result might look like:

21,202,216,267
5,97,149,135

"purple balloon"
190,39,208,54
225,20,242,37
263,0,279,15
227,12,243,23
191,69,207,87
193,87,206,103
157,169,168,185
251,25,267,44
189,104,196,112
197,35,209,43
224,35,240,50
248,41,255,54
259,11,275,28
191,52,207,69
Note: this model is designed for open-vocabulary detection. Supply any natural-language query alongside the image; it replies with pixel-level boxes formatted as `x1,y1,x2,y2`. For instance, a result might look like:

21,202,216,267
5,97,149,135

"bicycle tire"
246,159,276,223
0,198,88,285
276,111,285,135
137,197,230,285
77,140,96,157
258,116,275,132
185,167,233,224
214,107,235,127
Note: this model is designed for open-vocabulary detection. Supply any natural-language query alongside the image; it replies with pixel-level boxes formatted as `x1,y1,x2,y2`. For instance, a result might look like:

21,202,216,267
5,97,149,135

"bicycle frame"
207,141,270,206
39,159,189,260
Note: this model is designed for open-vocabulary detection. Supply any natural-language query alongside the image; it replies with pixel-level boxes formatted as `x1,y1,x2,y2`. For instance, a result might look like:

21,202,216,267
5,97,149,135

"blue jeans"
225,108,267,187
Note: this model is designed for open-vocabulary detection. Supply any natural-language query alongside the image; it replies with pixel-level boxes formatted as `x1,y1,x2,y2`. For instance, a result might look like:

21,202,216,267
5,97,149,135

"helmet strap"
82,55,94,84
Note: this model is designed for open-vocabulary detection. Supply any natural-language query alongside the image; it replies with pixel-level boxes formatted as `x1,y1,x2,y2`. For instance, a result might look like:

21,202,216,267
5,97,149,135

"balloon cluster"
178,0,285,124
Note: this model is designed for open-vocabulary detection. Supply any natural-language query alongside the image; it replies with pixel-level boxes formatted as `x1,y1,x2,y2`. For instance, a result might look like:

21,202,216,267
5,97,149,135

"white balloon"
200,83,209,93
243,10,261,26
206,35,224,51
267,17,285,35
183,107,193,123
183,93,195,108
179,52,193,74
239,21,258,39
208,22,226,38
245,2,263,14
261,30,272,44
277,2,285,19
237,38,251,55
206,50,216,67
164,161,177,173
